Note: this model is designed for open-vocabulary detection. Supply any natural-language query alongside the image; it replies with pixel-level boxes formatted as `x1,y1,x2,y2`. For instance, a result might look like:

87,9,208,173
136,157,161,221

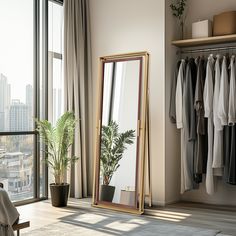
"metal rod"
0,131,37,136
178,45,236,55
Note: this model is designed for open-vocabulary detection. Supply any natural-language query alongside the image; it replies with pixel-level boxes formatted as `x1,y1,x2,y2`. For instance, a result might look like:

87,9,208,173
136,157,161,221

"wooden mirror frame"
92,52,149,214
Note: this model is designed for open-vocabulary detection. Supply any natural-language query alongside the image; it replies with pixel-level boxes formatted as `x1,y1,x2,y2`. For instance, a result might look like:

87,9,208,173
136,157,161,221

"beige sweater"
0,189,19,236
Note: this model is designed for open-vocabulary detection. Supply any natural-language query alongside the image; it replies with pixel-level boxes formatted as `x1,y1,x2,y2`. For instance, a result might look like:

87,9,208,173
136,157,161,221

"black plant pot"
50,183,69,207
100,185,115,202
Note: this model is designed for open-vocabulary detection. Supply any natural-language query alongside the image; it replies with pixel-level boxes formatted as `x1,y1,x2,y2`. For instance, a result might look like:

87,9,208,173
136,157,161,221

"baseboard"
145,198,180,207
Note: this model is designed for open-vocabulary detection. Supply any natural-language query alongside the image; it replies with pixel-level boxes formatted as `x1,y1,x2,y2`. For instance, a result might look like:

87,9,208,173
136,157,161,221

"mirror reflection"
99,59,141,207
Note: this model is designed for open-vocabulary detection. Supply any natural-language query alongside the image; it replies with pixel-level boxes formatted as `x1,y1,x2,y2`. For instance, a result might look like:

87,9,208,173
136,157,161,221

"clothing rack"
177,45,236,55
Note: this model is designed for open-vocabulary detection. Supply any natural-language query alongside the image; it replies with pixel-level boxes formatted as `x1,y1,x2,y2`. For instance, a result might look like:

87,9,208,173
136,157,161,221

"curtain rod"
177,45,236,55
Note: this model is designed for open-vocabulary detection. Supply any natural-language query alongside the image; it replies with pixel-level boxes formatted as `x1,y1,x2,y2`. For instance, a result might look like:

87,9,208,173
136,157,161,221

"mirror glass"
98,59,141,207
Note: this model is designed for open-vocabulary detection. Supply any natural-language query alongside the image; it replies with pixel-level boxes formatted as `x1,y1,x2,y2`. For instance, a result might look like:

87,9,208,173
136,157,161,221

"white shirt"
228,55,236,125
212,55,223,173
203,54,215,195
204,55,214,118
218,56,229,126
176,59,185,129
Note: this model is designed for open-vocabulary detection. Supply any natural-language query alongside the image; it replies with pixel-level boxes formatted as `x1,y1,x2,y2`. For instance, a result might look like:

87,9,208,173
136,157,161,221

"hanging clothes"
169,60,181,123
227,55,236,185
212,55,224,176
218,54,232,177
183,58,198,191
228,55,236,126
228,126,236,184
218,56,229,126
214,56,229,173
194,57,208,183
176,59,191,193
171,51,236,195
176,59,185,130
203,54,215,195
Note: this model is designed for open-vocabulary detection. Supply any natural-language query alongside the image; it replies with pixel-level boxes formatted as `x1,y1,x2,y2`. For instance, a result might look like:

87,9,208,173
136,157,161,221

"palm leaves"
36,112,78,185
100,121,135,185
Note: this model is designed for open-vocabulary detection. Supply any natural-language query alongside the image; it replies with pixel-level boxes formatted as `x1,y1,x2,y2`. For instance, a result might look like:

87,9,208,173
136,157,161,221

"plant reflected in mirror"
100,121,135,185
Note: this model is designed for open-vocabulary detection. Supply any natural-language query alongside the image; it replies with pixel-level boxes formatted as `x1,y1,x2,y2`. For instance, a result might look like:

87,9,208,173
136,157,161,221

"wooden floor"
16,199,236,235
145,202,236,236
16,198,93,234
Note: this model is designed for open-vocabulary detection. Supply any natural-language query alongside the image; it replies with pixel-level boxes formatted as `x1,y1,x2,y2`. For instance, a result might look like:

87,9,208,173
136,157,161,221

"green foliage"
170,0,187,20
36,112,78,185
100,121,135,186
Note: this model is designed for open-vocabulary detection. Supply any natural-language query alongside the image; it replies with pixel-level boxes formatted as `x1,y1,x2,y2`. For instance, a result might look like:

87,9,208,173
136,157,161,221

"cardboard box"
213,11,236,36
192,20,212,38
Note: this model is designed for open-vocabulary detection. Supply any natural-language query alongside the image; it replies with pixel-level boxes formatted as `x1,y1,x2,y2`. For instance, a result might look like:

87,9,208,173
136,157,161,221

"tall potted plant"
36,111,78,207
170,0,188,39
100,121,135,202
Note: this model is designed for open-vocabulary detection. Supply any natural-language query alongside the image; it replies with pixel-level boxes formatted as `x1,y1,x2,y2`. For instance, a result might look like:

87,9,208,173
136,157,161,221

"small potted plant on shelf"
36,111,78,207
100,120,135,202
170,0,188,39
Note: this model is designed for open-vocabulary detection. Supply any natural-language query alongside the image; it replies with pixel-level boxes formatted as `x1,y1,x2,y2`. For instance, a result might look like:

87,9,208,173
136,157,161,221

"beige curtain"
63,0,92,198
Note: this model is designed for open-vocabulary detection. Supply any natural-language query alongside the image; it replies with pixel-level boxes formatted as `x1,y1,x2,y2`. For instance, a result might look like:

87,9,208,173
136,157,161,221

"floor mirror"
92,52,149,214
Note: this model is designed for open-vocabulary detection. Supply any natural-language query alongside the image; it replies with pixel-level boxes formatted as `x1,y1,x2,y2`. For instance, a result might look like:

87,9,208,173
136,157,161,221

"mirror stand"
92,52,150,214
145,93,152,208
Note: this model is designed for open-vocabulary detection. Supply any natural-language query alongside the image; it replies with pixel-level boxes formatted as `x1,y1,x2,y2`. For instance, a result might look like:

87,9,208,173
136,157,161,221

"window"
0,0,63,203
0,1,34,132
0,0,35,202
48,1,64,125
0,135,34,201
46,0,64,187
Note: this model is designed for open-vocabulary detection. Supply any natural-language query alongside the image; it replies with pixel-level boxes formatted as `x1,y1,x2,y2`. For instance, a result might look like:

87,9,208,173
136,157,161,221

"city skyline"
0,73,33,132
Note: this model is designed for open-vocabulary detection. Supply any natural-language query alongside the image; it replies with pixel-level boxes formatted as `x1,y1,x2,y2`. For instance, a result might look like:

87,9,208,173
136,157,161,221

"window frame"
0,0,63,205
0,0,42,205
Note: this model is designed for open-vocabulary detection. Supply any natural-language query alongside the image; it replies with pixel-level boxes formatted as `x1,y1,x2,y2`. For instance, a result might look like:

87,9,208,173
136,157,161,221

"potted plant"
36,111,78,207
100,121,135,202
170,0,188,39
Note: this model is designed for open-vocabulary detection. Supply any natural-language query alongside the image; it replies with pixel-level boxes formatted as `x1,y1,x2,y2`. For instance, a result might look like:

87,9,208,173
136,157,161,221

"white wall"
89,0,236,207
164,0,181,204
89,0,166,205
185,0,236,39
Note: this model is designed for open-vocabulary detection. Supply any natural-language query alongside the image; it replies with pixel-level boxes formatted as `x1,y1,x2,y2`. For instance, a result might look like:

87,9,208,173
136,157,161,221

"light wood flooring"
16,199,236,235
145,202,236,236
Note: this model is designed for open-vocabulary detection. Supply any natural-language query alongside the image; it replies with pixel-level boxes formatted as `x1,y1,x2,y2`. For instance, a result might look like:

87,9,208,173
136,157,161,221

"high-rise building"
9,100,29,131
0,151,32,195
0,74,11,131
26,84,33,130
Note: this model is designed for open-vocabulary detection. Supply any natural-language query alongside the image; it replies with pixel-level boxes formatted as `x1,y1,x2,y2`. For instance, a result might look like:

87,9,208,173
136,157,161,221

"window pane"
0,135,34,202
48,1,64,125
39,0,47,198
47,2,63,194
0,0,34,132
52,57,63,124
49,1,63,54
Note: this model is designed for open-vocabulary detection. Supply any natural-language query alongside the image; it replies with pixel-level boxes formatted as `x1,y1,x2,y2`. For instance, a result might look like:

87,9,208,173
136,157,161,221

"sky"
0,0,33,104
0,0,63,104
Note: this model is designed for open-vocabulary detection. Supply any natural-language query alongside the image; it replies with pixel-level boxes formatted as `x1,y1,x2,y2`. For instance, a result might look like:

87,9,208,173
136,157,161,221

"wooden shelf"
172,34,236,47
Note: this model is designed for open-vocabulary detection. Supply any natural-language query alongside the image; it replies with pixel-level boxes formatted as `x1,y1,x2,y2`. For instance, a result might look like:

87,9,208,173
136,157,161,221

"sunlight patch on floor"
106,221,140,232
128,218,149,225
153,210,191,217
146,210,192,222
74,213,108,224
